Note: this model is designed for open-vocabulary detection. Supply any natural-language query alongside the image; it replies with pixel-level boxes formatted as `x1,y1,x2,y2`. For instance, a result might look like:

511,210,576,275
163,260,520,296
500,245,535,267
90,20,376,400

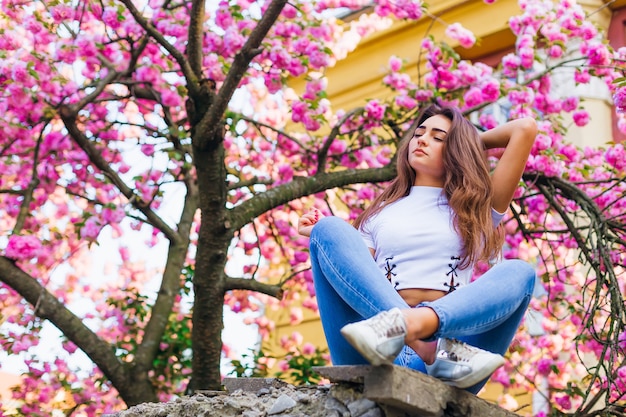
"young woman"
298,104,538,394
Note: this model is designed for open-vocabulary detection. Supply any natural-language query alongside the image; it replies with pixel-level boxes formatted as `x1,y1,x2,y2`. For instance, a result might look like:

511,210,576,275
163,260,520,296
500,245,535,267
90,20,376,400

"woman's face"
408,114,451,186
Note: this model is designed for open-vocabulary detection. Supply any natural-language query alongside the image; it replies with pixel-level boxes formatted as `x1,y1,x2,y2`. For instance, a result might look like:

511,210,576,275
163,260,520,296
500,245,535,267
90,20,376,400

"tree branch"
224,276,284,299
526,173,626,411
0,256,147,405
118,0,198,94
227,176,274,192
187,0,205,76
317,108,362,174
230,165,397,231
13,129,44,234
59,105,181,243
194,0,289,149
238,114,307,150
134,176,198,371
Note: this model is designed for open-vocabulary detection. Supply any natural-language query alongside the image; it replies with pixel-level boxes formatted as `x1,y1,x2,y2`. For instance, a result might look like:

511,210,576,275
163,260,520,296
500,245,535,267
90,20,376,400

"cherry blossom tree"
0,0,624,415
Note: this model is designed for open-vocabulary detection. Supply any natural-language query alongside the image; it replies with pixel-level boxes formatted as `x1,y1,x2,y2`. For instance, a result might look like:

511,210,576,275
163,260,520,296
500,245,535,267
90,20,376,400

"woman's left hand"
297,208,324,237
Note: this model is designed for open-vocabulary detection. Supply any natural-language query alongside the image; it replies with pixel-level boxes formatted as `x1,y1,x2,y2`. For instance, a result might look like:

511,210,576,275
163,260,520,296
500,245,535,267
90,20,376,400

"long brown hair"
353,104,504,268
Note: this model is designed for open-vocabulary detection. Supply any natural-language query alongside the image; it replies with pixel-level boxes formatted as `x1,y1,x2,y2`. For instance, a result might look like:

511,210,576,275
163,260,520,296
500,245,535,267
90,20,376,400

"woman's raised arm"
480,118,537,213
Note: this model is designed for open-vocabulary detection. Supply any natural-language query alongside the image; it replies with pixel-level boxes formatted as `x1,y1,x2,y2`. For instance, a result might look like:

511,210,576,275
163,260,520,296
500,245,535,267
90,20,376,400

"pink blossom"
605,144,626,171
548,45,563,58
41,131,71,155
490,366,512,386
288,307,304,326
292,37,311,55
102,7,122,29
50,4,75,22
135,65,160,84
12,63,29,84
293,250,308,264
63,341,78,354
102,207,125,224
302,114,321,131
277,164,294,182
618,331,626,350
383,72,412,90
215,5,233,29
502,53,521,73
302,342,316,355
308,48,330,69
223,28,245,53
562,96,579,112
574,69,591,84
481,80,500,102
80,218,102,240
388,55,403,72
395,94,417,110
533,134,552,151
281,4,298,18
264,70,282,94
141,144,155,156
160,89,181,107
613,87,626,113
536,358,552,375
286,59,306,77
277,360,290,372
479,113,497,130
5,235,42,260
357,187,375,201
375,0,423,19
463,87,483,107
445,23,476,48
509,89,534,105
582,41,611,66
555,394,572,410
421,37,434,50
303,78,327,100
559,144,579,162
365,99,386,120
518,46,535,69
267,47,290,70
572,110,589,127
618,117,626,134
119,246,130,262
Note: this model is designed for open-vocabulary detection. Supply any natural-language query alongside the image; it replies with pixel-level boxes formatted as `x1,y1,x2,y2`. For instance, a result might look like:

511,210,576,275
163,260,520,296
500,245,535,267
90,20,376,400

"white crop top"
359,186,505,293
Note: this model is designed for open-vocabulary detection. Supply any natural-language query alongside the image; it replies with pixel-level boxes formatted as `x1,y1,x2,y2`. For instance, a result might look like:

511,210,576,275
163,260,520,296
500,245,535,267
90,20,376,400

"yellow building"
263,0,626,413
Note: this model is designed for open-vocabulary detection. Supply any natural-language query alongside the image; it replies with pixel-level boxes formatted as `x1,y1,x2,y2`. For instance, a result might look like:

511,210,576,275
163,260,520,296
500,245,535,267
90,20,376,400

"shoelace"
370,311,405,339
441,339,479,363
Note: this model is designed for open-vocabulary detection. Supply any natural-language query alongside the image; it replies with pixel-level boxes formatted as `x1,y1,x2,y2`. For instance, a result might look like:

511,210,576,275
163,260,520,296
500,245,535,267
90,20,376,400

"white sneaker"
340,308,406,365
425,338,505,388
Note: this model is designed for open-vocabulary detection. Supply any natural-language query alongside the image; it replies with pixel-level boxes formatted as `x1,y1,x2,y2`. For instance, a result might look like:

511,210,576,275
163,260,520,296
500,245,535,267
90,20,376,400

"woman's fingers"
297,209,324,237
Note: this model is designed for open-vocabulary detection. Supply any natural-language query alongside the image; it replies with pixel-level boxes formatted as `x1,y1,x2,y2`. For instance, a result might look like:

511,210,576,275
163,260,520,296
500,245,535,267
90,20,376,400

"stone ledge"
107,365,520,417
223,376,289,392
314,365,520,417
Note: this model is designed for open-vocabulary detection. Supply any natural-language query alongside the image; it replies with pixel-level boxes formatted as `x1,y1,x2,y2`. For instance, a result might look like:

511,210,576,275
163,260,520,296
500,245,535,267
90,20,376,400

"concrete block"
314,365,520,417
222,377,289,393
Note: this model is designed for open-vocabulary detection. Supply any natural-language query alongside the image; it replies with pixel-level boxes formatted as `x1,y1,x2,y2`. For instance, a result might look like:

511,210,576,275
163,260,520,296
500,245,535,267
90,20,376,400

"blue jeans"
309,216,536,394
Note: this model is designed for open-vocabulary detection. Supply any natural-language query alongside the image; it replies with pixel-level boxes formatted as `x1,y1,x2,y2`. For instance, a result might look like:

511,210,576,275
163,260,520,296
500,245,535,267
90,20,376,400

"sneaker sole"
441,355,506,389
340,325,393,366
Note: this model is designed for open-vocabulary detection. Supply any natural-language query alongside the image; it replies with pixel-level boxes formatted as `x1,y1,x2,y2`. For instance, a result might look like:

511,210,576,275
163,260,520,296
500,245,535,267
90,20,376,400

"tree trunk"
191,140,232,390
